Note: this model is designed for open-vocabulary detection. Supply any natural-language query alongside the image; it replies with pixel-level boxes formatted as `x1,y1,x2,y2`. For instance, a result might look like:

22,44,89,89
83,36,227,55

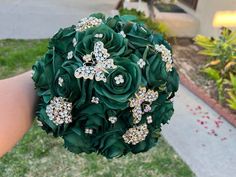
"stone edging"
179,73,236,127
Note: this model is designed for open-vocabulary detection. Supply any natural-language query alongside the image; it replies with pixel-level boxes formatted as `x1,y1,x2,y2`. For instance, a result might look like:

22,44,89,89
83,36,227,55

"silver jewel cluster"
114,74,124,85
129,87,158,124
72,38,77,47
108,116,117,124
74,41,117,83
137,58,146,68
91,96,99,104
67,51,73,60
85,128,93,134
58,77,64,87
122,87,158,145
155,44,173,72
122,124,149,145
95,33,103,38
119,30,126,38
146,116,153,124
75,17,102,32
46,97,72,125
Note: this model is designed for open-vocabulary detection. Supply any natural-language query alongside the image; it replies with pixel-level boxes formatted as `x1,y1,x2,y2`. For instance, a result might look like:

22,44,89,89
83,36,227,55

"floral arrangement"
32,13,179,158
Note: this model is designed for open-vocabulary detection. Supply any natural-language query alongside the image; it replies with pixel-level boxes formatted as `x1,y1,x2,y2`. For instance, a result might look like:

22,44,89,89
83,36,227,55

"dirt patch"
170,38,236,117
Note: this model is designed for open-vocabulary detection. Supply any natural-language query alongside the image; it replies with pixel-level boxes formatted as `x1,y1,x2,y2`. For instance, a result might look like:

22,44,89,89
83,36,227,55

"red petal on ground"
221,137,227,141
197,106,202,110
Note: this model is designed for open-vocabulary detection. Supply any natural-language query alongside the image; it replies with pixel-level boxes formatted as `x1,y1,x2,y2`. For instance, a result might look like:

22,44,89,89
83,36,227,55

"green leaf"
229,73,236,90
194,35,215,48
199,50,219,57
202,67,221,81
227,91,236,110
226,30,236,45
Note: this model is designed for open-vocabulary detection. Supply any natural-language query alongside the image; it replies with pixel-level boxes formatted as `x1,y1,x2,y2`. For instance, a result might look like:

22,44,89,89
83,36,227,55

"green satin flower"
53,60,83,101
75,23,128,59
126,23,153,49
146,53,168,88
94,54,142,110
49,26,76,55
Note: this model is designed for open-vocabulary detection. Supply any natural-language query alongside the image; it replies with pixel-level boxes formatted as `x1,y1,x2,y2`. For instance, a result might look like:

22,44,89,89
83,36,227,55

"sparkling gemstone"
129,87,158,124
76,17,102,32
58,77,64,87
46,97,72,125
154,44,173,72
114,74,124,85
72,38,77,47
83,54,92,62
144,104,151,112
122,124,149,145
85,128,93,134
146,116,153,124
67,51,73,60
91,96,99,104
108,116,117,124
119,30,126,38
74,41,116,83
137,58,146,68
95,33,103,38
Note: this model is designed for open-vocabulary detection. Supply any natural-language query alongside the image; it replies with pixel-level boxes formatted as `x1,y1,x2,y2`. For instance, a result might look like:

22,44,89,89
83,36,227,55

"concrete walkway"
0,1,236,177
162,84,236,177
0,0,117,39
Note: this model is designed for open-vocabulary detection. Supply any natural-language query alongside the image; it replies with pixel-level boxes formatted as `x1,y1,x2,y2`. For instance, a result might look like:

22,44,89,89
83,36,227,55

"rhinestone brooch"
74,41,117,83
75,17,102,32
137,58,146,68
46,97,73,125
129,87,158,124
122,123,149,145
155,44,173,72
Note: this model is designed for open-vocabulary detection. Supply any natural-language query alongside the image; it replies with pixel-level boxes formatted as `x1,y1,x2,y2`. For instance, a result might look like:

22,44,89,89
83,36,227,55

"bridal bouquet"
32,13,179,158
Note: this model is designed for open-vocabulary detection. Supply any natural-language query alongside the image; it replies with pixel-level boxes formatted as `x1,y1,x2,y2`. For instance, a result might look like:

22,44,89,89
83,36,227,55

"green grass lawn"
0,39,195,177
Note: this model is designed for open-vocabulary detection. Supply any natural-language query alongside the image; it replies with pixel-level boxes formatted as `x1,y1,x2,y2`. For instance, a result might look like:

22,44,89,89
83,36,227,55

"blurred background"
0,0,235,177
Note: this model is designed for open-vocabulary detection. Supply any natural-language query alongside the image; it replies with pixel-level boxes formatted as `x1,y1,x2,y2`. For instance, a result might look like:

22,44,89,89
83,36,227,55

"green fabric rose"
74,23,128,59
94,54,142,110
32,13,179,159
